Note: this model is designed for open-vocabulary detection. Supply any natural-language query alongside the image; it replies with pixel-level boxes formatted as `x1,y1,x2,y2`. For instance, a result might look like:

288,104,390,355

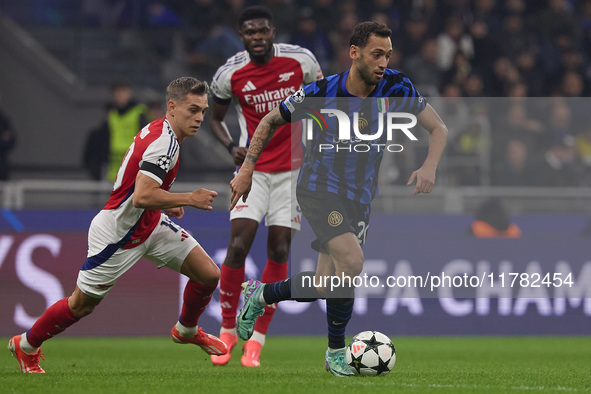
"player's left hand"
407,165,436,195
164,207,184,219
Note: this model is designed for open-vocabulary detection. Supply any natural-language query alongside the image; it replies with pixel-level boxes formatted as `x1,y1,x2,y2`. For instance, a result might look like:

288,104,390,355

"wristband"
226,141,237,154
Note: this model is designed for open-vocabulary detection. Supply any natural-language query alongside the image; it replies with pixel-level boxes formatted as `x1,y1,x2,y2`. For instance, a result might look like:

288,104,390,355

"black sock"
326,284,354,349
262,271,321,304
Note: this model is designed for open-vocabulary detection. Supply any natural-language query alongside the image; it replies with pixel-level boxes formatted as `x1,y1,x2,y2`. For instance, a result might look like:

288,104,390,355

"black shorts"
297,186,371,253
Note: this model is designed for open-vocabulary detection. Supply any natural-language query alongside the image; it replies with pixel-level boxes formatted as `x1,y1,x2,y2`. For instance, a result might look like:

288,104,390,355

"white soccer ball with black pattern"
346,330,396,376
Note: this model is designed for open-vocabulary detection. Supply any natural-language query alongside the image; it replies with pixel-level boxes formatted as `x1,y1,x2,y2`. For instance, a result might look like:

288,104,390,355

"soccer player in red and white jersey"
208,6,323,367
8,77,228,373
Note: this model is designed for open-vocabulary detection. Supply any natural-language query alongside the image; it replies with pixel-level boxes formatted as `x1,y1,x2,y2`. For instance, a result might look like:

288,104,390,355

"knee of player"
225,242,250,264
201,262,221,286
340,255,364,277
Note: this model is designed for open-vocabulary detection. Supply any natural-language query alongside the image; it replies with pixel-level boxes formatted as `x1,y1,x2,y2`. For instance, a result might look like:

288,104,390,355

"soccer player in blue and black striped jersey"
230,21,448,376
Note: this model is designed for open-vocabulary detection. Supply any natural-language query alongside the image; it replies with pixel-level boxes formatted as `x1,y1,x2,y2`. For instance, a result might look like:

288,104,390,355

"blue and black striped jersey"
279,68,426,204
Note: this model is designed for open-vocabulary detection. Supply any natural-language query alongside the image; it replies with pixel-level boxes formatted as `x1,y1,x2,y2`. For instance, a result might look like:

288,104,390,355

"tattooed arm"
229,106,288,210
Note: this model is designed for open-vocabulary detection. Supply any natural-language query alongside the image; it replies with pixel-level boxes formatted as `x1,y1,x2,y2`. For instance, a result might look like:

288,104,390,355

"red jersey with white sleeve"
210,43,323,172
93,117,180,250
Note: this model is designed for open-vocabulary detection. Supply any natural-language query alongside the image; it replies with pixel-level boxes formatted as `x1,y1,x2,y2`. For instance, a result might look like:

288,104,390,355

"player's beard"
249,43,273,63
357,54,381,86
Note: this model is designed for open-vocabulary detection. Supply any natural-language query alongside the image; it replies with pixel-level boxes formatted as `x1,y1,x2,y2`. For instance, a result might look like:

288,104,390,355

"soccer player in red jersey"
209,6,323,367
8,77,228,373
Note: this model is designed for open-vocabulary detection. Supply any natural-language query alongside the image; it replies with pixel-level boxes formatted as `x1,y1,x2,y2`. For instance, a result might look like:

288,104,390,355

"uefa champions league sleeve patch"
140,155,172,183
292,86,305,103
156,155,172,171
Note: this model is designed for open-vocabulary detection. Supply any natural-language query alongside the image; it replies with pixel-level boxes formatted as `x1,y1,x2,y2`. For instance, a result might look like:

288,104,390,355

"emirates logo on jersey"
245,86,297,113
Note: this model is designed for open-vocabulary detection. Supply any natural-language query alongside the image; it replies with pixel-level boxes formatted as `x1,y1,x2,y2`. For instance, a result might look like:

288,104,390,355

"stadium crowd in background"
2,0,591,187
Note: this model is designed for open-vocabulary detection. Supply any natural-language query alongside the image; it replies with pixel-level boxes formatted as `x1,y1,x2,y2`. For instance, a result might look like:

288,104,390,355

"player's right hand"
191,188,218,210
229,171,252,211
231,146,248,166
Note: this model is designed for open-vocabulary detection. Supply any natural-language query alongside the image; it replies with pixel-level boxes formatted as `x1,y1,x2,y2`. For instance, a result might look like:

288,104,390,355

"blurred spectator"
492,138,533,186
262,0,297,42
537,0,580,42
396,14,430,59
436,15,474,71
145,1,181,27
469,197,522,238
402,38,441,91
328,11,358,72
105,81,152,181
559,71,589,130
148,100,166,120
581,0,591,54
291,8,334,71
82,114,109,181
575,124,591,162
221,0,248,27
515,51,545,96
0,108,16,181
468,19,501,75
81,0,136,28
560,71,586,97
370,12,391,29
362,0,403,31
180,0,243,74
433,83,470,141
575,124,591,184
505,81,528,97
502,0,527,16
559,48,586,76
483,56,520,96
471,0,503,35
499,13,538,59
530,135,584,187
498,97,543,149
310,0,340,34
462,73,485,97
541,100,574,149
441,51,472,88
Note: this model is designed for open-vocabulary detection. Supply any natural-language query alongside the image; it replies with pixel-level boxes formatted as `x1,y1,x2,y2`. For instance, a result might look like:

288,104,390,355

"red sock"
179,280,217,327
27,297,80,348
254,259,288,335
219,264,245,329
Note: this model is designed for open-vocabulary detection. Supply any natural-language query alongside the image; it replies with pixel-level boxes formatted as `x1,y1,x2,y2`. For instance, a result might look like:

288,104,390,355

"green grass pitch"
1,336,590,393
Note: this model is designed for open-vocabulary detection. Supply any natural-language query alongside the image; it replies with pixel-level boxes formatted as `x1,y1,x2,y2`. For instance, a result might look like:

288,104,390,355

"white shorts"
230,169,301,230
77,213,199,298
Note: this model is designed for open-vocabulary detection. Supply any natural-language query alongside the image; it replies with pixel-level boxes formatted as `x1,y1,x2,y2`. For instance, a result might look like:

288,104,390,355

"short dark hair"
349,21,392,48
238,6,273,28
166,77,209,103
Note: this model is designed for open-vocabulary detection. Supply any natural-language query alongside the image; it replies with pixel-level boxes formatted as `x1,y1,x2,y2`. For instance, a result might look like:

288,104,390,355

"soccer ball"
346,331,396,376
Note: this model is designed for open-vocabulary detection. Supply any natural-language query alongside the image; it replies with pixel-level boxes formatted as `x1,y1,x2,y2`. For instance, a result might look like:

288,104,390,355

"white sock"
20,333,37,355
220,327,237,336
175,322,196,338
258,291,266,306
250,331,266,347
328,347,345,353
